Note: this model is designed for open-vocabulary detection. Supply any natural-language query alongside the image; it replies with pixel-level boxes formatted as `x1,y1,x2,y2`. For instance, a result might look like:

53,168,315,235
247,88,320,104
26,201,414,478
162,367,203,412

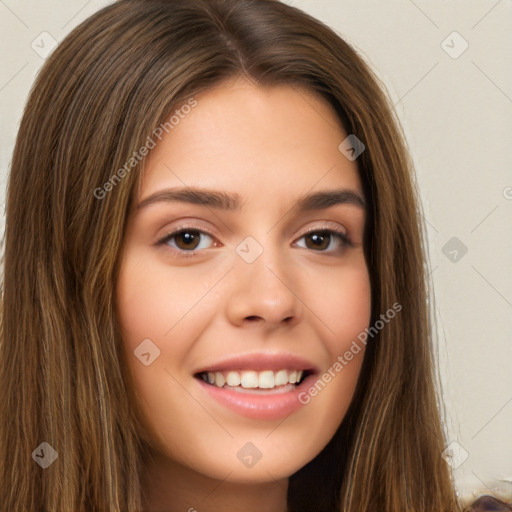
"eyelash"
156,224,354,259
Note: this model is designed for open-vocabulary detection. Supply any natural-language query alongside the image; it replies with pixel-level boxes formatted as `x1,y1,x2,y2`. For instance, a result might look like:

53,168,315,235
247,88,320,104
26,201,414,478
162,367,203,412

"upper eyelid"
160,222,348,239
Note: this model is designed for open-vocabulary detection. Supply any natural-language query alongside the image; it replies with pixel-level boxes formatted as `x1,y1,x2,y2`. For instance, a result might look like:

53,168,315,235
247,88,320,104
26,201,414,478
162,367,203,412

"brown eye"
158,228,216,256
173,230,202,250
304,231,331,250
296,229,353,254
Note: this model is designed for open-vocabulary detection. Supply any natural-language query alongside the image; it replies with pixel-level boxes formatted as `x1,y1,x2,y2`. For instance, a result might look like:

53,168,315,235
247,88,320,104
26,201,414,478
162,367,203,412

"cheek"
291,260,371,422
115,252,214,451
304,258,372,353
114,250,209,408
333,269,371,346
116,249,211,348
326,264,371,388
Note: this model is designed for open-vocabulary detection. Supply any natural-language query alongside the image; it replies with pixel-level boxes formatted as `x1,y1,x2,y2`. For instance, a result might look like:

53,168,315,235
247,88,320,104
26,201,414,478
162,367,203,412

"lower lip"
195,374,315,420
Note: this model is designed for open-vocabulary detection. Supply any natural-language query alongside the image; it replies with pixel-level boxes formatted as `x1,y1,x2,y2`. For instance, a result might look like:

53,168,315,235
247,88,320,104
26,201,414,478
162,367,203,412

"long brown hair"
0,0,463,510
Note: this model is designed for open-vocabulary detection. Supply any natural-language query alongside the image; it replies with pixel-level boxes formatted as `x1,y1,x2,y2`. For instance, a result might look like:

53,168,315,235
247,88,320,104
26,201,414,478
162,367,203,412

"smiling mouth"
194,368,312,391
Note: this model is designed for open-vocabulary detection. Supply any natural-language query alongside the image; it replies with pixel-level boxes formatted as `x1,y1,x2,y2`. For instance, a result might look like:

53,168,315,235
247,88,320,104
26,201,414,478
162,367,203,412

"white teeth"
214,372,225,387
258,370,275,389
274,369,288,386
226,371,240,387
201,369,307,390
240,371,259,388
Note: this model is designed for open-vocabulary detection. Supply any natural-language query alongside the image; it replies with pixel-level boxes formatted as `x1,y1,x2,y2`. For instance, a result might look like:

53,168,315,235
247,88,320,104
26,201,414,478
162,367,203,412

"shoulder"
468,495,512,511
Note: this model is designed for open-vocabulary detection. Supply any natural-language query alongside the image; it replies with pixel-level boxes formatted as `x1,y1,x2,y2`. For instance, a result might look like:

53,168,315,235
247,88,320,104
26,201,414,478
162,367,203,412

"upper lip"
193,352,320,375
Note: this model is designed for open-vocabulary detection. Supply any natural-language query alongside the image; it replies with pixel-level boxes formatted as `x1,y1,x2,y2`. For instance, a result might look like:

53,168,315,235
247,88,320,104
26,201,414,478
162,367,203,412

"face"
116,76,371,484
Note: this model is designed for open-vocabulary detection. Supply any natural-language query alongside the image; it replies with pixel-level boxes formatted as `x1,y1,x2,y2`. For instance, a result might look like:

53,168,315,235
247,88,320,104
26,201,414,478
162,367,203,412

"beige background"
1,0,511,503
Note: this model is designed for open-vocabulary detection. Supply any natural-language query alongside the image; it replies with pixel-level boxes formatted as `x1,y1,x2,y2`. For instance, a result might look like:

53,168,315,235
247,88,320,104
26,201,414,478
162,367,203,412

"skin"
116,76,371,512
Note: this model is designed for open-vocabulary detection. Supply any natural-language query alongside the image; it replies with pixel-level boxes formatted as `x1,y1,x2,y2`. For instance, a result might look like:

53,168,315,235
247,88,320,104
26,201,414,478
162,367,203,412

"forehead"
137,78,364,206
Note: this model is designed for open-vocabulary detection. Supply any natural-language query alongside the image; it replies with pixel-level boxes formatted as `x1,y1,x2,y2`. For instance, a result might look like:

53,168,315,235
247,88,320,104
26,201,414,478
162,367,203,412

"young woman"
0,0,499,510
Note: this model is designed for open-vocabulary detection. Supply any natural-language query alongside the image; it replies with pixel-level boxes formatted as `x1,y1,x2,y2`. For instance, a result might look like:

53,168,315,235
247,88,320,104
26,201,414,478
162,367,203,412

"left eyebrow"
295,189,366,211
135,186,366,213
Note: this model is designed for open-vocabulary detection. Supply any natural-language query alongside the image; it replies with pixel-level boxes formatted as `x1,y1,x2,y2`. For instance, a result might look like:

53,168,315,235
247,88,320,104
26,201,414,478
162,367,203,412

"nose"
225,240,303,329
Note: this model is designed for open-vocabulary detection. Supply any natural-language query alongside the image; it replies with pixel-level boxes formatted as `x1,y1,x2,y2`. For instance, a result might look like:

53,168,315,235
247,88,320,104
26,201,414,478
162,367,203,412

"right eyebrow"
136,187,243,212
